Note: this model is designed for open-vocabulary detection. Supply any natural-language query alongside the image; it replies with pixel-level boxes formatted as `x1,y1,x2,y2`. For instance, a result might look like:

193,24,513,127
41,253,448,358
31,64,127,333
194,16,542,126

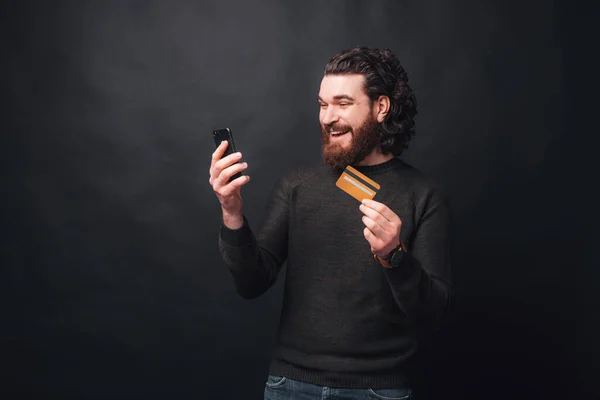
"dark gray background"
1,0,596,399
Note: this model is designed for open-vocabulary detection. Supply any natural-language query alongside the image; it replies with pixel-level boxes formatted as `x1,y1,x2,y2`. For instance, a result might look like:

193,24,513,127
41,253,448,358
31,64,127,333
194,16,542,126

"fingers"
362,214,386,238
218,162,248,186
210,140,238,171
217,174,251,197
211,151,243,177
211,140,229,166
359,202,401,236
361,199,397,223
209,140,244,182
359,203,391,230
360,200,403,257
210,160,248,187
363,227,383,248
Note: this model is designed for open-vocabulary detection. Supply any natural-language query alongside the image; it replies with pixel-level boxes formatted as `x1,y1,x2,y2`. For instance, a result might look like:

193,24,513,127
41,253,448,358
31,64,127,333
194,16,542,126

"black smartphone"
213,127,243,182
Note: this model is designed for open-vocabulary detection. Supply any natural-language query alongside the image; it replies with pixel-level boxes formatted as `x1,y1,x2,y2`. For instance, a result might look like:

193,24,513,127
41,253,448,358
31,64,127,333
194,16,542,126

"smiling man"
209,47,453,399
319,74,389,169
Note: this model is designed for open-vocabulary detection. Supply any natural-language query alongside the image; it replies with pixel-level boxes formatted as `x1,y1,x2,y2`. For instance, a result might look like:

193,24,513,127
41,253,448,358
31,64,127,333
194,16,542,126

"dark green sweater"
218,157,453,388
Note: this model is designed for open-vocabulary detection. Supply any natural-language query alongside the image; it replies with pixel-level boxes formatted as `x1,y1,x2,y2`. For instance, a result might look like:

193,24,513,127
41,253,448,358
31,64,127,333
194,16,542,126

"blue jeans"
264,375,412,400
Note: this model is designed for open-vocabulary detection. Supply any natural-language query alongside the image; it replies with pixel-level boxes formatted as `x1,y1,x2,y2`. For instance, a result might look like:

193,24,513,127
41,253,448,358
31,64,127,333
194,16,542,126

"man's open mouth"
330,130,350,137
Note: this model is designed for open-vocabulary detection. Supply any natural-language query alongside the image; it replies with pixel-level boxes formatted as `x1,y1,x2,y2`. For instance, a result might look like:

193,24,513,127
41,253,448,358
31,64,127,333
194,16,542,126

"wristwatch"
373,240,407,269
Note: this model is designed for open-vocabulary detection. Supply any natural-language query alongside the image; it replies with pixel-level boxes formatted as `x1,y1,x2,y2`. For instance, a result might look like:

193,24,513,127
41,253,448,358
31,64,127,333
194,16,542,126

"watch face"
391,249,405,268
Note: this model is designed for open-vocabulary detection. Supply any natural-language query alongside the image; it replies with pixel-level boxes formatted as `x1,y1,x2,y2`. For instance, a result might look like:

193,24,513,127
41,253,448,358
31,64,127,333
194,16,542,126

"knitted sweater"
218,157,452,388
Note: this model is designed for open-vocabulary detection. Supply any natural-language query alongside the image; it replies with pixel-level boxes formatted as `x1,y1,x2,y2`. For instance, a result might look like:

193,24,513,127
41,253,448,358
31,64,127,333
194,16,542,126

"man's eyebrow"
317,95,355,102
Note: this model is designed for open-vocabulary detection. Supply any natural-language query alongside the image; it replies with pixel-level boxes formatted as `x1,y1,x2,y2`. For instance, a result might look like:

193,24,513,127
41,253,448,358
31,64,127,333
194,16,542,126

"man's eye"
319,103,327,108
339,103,349,107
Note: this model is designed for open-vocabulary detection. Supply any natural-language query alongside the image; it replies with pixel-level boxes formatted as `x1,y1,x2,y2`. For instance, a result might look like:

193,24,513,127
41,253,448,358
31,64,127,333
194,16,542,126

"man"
209,47,452,399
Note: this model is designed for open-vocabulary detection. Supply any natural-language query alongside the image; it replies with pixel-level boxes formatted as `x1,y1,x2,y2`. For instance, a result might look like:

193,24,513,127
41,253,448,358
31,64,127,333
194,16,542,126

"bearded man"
209,46,453,400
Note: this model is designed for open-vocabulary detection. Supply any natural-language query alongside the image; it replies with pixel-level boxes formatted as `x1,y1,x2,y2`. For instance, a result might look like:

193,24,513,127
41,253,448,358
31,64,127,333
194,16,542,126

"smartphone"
213,127,243,182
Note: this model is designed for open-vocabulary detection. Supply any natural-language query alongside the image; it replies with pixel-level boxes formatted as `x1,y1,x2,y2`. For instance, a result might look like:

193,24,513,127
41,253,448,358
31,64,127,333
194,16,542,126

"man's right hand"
209,141,250,229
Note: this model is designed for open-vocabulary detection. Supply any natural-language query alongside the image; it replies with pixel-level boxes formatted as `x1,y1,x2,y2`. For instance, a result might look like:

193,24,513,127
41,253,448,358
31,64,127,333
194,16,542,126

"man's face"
318,74,380,169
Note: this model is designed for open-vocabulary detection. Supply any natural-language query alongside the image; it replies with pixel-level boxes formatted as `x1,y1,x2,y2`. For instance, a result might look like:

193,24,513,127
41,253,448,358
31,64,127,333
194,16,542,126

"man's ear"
374,95,390,123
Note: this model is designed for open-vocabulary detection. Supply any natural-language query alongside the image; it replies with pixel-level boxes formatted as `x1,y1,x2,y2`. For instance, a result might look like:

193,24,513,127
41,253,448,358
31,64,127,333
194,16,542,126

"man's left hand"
359,199,402,260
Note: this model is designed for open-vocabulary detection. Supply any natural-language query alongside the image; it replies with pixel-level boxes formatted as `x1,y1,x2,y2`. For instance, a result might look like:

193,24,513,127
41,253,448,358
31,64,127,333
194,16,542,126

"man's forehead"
319,74,366,98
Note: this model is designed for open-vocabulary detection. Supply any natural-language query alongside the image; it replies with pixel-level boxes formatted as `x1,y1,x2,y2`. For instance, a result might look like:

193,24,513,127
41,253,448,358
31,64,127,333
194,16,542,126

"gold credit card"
336,165,380,202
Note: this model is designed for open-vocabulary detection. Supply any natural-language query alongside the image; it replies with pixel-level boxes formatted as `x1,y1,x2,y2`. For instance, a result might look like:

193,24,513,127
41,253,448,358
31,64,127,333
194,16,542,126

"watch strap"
373,240,407,269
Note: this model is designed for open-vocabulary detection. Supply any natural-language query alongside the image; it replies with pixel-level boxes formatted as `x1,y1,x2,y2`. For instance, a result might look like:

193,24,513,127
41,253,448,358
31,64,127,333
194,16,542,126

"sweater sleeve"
382,185,453,332
218,174,290,299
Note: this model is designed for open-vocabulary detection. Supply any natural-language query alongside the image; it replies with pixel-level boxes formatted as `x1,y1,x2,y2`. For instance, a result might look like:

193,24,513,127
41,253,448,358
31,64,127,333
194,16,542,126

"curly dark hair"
324,46,417,156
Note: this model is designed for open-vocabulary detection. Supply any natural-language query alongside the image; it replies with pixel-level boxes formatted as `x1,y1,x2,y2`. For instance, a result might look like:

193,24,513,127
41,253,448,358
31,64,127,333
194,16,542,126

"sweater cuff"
381,251,422,284
220,216,253,247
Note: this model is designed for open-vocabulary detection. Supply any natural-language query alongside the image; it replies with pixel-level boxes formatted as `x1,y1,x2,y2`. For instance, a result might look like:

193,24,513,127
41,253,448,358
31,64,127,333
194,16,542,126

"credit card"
335,165,380,202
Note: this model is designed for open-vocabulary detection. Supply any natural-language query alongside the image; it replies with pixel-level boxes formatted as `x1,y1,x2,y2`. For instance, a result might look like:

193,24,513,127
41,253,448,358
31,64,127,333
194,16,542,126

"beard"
321,114,380,169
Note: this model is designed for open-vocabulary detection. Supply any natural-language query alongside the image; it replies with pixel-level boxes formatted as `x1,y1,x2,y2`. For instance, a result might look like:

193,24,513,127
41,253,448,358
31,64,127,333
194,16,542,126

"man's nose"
321,107,339,125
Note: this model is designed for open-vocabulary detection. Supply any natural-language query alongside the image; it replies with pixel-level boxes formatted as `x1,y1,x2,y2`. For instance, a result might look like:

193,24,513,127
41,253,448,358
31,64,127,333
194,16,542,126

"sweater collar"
350,157,403,174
